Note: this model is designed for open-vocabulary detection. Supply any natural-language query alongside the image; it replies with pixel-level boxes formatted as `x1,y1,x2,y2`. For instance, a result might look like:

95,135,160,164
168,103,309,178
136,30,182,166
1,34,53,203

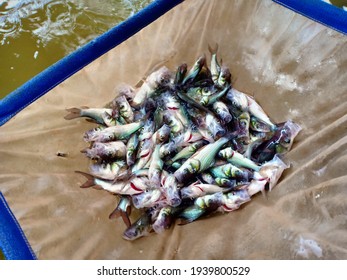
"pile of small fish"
65,47,301,240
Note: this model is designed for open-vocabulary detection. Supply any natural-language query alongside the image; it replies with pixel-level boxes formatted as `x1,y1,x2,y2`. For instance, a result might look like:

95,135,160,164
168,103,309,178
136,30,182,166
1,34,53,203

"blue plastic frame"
0,192,36,260
0,0,184,126
274,0,347,35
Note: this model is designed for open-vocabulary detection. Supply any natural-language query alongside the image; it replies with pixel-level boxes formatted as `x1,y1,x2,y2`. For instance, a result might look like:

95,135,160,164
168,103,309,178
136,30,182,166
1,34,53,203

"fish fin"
108,207,121,219
120,212,131,228
85,118,98,124
135,78,145,88
126,204,132,216
208,43,219,56
109,208,131,228
75,171,96,188
64,108,82,120
80,147,92,155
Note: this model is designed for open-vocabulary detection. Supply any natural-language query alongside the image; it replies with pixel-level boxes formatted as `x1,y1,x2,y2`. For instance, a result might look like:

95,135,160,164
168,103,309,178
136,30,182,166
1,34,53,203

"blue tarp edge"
273,0,347,35
0,192,36,260
0,0,184,126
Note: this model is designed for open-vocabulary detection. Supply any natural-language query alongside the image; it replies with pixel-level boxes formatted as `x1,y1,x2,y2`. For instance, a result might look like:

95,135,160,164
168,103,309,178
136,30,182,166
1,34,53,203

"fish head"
215,177,236,188
238,112,250,129
278,128,292,149
152,207,174,234
257,155,289,191
226,88,248,110
163,175,182,206
174,166,191,183
114,83,135,100
200,96,209,106
250,116,271,132
156,124,171,143
217,66,231,87
83,126,105,142
122,214,151,241
218,147,234,159
138,120,155,141
151,66,173,86
196,192,223,209
223,190,250,211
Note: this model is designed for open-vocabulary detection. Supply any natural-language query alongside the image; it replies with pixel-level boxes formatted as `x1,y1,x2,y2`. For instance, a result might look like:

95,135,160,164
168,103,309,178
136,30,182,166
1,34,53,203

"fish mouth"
168,197,182,207
122,230,138,241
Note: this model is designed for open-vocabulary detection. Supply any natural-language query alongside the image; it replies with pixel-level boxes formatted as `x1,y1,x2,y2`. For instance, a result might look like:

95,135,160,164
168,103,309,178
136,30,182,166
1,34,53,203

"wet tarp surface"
0,0,346,259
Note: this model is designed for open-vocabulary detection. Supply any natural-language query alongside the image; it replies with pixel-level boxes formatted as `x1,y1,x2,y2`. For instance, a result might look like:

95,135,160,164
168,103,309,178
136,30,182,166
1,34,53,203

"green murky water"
0,249,4,260
0,0,153,99
328,0,347,8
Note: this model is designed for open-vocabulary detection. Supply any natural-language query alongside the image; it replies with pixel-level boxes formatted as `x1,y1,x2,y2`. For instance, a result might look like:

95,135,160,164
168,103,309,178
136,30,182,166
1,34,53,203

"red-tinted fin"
109,207,121,219
109,207,131,228
126,204,131,216
64,108,82,120
75,171,96,188
80,147,89,154
120,212,131,228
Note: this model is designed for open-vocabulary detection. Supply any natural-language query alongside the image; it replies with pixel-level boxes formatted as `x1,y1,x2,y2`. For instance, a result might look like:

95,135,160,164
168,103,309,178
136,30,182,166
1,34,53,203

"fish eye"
240,120,247,126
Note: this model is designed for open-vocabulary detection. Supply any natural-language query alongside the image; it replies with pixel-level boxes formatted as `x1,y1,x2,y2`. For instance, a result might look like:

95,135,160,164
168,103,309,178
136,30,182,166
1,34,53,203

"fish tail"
64,108,83,120
80,147,97,159
109,207,131,228
75,171,99,189
208,43,219,55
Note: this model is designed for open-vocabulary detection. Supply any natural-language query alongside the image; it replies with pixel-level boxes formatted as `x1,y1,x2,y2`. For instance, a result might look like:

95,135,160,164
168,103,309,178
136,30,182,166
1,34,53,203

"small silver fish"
64,106,113,125
109,196,132,228
81,141,126,160
180,182,232,199
174,137,229,183
84,121,144,142
132,66,172,107
89,161,128,181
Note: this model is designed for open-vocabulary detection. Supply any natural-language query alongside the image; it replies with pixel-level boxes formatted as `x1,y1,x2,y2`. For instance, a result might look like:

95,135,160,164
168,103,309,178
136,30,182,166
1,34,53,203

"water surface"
0,0,153,99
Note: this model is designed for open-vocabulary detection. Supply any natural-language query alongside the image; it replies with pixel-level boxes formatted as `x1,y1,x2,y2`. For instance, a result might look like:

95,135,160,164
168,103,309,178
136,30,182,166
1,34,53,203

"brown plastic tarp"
1,0,347,259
